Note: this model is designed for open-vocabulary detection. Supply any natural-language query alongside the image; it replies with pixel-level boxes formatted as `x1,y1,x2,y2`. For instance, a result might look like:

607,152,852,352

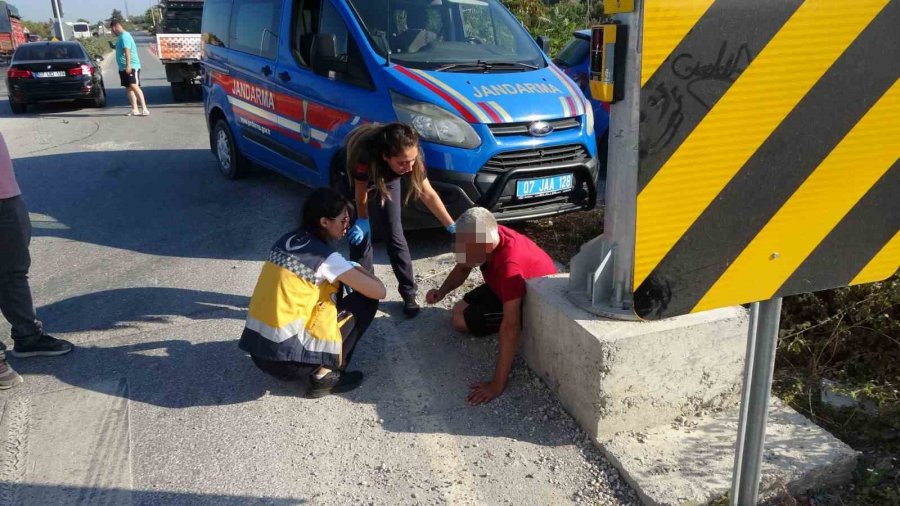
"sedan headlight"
391,91,481,149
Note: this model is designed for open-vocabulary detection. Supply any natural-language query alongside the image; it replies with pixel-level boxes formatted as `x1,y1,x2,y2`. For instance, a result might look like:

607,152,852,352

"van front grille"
482,144,589,173
488,117,581,136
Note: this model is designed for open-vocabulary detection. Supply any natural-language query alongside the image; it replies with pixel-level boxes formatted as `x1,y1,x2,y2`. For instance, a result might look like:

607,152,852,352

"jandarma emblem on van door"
528,121,553,137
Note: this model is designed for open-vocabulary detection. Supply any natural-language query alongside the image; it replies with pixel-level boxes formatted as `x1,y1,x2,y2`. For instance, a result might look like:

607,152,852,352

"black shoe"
11,334,74,358
308,370,364,398
402,295,421,318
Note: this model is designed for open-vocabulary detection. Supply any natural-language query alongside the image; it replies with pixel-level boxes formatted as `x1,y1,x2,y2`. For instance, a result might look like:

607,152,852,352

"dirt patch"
510,209,604,269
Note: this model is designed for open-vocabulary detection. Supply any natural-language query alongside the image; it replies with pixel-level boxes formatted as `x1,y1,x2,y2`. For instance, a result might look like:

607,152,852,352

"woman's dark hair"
345,123,425,205
376,123,419,158
301,187,350,239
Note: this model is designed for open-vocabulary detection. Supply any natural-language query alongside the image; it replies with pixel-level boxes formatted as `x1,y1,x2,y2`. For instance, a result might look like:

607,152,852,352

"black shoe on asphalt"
0,360,23,389
402,296,421,318
308,370,364,398
11,334,74,358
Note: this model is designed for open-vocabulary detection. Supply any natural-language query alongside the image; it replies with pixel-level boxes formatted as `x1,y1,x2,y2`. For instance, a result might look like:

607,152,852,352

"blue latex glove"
348,218,370,246
446,222,456,234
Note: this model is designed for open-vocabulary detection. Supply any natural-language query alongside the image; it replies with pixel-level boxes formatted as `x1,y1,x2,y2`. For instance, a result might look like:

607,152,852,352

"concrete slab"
521,275,749,439
520,274,859,505
600,400,859,506
0,380,133,506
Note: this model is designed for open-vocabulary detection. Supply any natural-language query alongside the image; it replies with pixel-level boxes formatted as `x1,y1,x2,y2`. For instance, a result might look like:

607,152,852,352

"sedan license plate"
34,71,66,78
516,174,574,198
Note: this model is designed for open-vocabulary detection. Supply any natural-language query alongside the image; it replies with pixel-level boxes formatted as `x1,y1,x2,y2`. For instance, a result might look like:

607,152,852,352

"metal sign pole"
730,297,783,505
50,0,65,41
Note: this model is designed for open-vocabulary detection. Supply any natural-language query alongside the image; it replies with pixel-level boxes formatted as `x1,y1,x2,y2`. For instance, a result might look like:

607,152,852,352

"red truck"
0,1,25,63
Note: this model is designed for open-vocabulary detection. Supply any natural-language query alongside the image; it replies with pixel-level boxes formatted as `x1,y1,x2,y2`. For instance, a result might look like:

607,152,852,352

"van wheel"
213,120,250,179
9,99,26,115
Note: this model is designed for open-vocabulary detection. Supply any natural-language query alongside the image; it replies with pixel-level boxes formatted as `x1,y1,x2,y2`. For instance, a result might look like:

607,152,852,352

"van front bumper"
403,154,598,230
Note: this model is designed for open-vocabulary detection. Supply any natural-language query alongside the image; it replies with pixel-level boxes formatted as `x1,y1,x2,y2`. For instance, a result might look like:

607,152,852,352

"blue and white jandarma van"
201,0,599,227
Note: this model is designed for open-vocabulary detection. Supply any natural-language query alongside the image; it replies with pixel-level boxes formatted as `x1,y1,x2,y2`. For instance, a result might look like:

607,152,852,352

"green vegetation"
79,36,116,60
23,20,52,39
501,0,608,54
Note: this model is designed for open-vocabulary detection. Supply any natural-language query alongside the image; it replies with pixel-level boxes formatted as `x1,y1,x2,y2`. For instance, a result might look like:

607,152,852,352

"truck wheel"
213,119,251,179
9,99,26,115
171,83,184,102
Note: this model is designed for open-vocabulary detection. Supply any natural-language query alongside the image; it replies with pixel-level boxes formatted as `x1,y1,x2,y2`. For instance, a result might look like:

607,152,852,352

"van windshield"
348,0,545,71
74,24,90,32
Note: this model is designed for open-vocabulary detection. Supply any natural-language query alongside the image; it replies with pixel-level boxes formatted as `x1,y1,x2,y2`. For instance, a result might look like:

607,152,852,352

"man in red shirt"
426,207,556,405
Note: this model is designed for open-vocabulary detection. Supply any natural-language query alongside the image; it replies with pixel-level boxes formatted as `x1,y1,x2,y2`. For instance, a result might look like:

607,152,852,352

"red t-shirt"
481,226,557,303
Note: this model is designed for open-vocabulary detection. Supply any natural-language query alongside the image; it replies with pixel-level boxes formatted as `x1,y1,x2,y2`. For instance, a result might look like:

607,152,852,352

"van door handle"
278,72,291,82
261,65,272,76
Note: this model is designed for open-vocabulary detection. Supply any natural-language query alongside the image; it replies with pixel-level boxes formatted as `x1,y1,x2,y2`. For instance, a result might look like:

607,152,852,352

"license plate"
34,71,66,78
516,174,574,198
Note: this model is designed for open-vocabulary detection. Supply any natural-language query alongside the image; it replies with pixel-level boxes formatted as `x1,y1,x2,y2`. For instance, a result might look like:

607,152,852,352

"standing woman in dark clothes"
344,123,457,317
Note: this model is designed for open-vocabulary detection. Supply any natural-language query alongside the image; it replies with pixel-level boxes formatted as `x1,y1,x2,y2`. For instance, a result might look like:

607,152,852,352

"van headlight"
584,99,595,133
391,91,481,149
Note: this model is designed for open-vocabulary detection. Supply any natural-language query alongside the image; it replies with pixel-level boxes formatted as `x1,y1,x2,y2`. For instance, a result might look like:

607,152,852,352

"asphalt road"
0,35,636,505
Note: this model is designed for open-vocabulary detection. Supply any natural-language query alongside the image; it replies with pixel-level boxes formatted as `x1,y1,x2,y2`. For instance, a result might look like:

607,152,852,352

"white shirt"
316,252,354,285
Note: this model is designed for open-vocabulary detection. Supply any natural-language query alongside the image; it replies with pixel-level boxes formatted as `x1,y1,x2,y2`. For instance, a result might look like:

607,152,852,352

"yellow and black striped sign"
633,0,899,320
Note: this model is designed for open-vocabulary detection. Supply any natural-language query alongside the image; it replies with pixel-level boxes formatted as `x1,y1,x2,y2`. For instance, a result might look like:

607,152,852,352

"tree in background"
109,9,125,24
22,20,52,39
500,0,607,54
77,18,90,23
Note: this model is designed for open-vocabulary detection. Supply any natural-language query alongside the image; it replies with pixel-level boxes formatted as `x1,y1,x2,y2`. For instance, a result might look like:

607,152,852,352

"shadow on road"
0,84,201,118
37,287,247,333
15,149,309,260
2,482,302,505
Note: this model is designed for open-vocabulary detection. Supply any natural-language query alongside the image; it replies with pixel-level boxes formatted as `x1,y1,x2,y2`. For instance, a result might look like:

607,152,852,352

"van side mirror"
311,34,346,77
535,35,551,54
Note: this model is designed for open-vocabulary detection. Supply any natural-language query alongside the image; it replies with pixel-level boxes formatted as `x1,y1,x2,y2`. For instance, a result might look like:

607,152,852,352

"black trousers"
349,177,416,299
0,195,43,355
251,291,379,380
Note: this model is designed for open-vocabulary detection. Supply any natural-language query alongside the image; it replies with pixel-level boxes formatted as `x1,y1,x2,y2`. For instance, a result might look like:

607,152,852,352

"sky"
17,0,152,24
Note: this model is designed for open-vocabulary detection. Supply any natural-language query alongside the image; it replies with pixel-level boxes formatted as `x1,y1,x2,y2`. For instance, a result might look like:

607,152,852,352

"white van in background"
69,22,90,39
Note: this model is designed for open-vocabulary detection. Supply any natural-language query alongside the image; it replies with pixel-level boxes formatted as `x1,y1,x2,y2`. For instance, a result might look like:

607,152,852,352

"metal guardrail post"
567,0,641,320
730,298,783,505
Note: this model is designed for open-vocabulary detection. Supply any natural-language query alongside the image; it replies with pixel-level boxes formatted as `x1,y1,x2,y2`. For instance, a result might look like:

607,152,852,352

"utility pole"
50,0,65,41
124,0,131,21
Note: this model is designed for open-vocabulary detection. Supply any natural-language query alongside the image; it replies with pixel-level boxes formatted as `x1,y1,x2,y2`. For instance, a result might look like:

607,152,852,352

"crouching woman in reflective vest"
239,187,387,398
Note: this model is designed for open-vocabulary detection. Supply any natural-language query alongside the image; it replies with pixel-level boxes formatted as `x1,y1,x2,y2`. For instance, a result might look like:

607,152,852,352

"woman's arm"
354,179,369,219
336,267,386,300
419,177,454,227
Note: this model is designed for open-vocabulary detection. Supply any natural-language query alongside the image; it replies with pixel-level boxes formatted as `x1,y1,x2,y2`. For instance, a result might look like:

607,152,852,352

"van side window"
230,0,281,59
291,0,373,89
201,0,232,48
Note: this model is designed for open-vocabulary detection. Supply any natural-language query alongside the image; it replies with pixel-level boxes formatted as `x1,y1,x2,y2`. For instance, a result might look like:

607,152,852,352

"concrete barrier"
521,274,858,505
521,275,748,439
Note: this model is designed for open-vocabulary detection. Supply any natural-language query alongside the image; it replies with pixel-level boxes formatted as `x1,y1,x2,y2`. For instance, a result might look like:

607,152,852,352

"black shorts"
462,284,504,337
119,69,141,87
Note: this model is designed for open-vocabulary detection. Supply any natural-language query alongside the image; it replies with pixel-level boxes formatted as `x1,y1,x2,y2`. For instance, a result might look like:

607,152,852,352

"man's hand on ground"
425,289,443,304
467,380,505,406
